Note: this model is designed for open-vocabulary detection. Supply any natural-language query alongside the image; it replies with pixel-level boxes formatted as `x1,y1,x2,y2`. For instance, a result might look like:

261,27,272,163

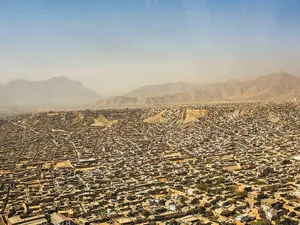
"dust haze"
1,0,300,96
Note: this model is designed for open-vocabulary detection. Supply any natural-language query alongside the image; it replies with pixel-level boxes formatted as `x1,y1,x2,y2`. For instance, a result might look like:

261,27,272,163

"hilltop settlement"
1,102,300,225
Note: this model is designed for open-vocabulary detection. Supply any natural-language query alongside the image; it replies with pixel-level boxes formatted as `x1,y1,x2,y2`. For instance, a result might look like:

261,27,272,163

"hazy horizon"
1,0,300,95
0,71,298,97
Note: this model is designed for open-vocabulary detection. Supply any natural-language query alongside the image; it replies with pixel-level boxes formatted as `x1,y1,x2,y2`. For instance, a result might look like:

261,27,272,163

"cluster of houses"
0,102,300,225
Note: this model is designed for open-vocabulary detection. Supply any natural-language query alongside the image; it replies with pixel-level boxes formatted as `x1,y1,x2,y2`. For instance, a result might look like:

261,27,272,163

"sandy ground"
54,160,73,168
184,109,209,123
143,109,167,123
91,114,117,127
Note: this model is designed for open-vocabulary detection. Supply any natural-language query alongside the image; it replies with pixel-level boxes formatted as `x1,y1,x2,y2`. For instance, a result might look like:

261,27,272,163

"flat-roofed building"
113,217,134,225
51,213,73,225
7,215,47,225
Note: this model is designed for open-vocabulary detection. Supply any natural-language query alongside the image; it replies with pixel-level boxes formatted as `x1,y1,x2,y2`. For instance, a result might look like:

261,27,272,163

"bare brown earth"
143,109,167,123
184,109,209,123
54,160,73,168
91,114,117,127
94,72,300,108
143,108,209,124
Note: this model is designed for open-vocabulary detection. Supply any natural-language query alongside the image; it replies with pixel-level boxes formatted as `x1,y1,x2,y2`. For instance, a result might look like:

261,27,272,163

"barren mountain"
126,81,199,98
0,76,99,107
239,72,300,100
95,72,300,107
95,96,138,108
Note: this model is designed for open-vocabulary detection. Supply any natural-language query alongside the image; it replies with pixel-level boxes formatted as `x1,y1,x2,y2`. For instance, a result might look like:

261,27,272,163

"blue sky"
1,0,300,94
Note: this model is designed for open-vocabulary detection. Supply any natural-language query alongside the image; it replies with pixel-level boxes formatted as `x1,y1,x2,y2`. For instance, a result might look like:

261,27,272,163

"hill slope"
239,72,300,100
94,96,138,108
126,81,199,98
94,72,300,107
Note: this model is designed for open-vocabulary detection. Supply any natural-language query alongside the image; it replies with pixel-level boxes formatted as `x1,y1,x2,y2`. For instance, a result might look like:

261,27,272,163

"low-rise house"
51,213,74,225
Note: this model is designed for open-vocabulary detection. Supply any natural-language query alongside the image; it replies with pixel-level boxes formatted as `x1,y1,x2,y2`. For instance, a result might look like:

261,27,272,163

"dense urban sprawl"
1,102,300,225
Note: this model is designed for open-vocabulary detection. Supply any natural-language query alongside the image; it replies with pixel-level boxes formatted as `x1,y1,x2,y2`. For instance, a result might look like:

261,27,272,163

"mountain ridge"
95,72,300,107
0,76,100,107
126,81,199,98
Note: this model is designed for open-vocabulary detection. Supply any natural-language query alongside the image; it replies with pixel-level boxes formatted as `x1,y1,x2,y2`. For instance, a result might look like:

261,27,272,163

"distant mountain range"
95,72,300,107
126,81,199,98
0,76,99,107
1,72,299,109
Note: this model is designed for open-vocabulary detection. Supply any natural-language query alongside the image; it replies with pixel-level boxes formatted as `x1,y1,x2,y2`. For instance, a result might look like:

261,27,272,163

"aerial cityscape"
2,0,300,225
1,101,300,225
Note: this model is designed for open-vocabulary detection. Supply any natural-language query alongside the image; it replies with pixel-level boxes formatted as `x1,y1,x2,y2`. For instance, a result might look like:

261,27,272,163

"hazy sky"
1,0,300,95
